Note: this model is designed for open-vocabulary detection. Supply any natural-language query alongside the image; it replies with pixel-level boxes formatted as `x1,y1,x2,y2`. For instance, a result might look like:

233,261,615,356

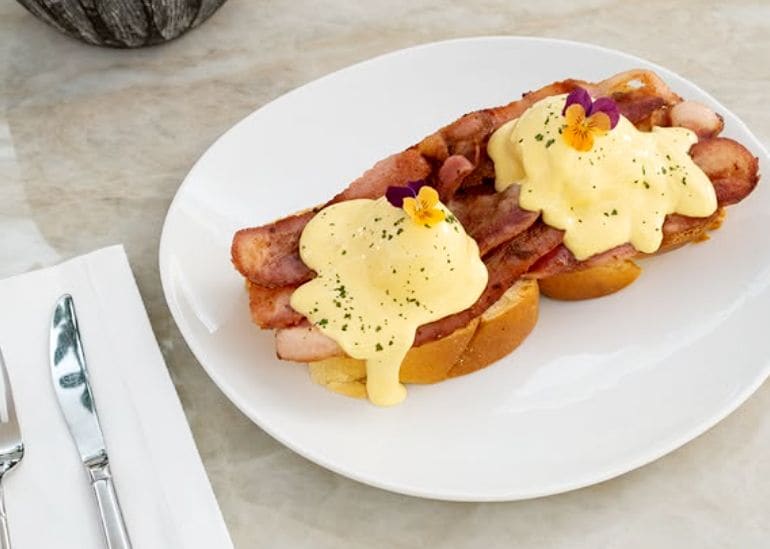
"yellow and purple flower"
561,87,620,152
386,181,445,227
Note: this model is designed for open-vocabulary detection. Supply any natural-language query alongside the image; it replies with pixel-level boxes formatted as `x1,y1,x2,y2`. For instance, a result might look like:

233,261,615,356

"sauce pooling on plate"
488,94,717,260
291,197,487,406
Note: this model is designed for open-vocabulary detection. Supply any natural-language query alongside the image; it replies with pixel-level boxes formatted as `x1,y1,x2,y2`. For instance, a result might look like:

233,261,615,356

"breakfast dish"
162,37,770,499
232,69,758,406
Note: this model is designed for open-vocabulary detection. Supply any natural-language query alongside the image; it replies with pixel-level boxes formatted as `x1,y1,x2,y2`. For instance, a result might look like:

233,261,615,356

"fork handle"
0,480,10,549
88,462,132,549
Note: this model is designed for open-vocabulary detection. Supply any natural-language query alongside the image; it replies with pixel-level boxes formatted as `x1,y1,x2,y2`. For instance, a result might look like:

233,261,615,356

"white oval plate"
159,37,770,501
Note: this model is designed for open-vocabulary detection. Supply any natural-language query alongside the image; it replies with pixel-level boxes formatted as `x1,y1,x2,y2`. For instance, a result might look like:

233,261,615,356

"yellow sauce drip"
291,198,488,406
488,94,717,260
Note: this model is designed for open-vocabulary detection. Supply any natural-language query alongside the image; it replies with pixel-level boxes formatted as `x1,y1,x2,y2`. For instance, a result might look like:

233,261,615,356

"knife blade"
50,294,132,549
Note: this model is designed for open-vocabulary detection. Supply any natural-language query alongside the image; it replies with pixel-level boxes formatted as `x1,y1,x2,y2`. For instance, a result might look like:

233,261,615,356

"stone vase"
16,0,228,48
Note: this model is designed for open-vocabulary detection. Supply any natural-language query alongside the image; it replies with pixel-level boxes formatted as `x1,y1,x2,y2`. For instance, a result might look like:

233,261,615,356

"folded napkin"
0,246,232,548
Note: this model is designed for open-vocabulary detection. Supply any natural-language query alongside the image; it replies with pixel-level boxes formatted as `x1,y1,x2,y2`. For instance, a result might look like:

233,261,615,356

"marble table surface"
2,1,769,547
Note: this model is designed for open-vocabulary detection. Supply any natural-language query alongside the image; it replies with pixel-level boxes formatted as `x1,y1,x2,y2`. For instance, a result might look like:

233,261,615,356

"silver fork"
0,349,23,549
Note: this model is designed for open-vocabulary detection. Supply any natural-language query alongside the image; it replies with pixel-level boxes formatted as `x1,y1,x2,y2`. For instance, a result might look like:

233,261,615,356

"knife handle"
88,462,132,549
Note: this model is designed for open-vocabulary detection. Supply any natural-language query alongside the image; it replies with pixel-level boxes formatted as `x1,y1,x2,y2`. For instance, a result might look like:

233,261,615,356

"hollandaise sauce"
488,94,717,260
291,198,488,406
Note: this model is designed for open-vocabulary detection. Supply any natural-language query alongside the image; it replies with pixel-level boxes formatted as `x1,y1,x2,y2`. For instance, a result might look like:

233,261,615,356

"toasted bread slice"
538,260,642,301
308,279,539,399
451,278,539,377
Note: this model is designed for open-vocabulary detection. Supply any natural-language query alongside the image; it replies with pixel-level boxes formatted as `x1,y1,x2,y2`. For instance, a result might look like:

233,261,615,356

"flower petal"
385,185,415,207
421,208,446,227
416,185,440,209
587,111,611,134
407,180,430,194
563,125,594,152
562,87,592,116
590,97,620,129
564,103,586,127
402,196,418,218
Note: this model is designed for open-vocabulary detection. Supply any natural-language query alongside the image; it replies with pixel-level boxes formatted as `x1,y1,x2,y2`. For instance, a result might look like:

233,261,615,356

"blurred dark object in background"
16,0,228,48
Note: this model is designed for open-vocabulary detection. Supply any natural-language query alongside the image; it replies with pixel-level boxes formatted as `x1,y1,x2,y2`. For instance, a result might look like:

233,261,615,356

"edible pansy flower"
403,186,445,227
561,87,620,152
385,180,429,208
386,181,445,227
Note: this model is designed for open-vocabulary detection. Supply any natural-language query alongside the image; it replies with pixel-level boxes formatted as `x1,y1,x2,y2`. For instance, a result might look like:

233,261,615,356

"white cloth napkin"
0,246,232,548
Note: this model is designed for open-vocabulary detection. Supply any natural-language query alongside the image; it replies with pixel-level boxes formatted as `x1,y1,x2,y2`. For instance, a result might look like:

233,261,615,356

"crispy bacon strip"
233,211,315,288
414,223,563,345
671,101,724,138
525,214,720,279
328,149,431,203
248,283,303,328
435,155,475,200
447,185,539,256
691,138,760,205
526,244,637,280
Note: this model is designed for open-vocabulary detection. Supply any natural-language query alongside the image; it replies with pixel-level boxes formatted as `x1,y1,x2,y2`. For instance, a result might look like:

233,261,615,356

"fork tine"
0,349,18,431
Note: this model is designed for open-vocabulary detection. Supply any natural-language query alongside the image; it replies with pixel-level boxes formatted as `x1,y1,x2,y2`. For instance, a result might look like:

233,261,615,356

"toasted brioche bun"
451,278,539,377
538,260,642,301
308,279,539,398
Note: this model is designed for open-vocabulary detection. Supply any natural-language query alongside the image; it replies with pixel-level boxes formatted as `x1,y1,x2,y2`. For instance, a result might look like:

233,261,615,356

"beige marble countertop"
2,1,769,547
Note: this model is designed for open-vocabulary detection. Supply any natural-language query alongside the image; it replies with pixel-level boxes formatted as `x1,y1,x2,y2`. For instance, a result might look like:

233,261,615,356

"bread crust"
539,260,642,301
451,279,539,377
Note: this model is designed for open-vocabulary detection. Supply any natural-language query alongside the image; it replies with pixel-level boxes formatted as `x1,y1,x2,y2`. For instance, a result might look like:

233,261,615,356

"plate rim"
159,35,770,501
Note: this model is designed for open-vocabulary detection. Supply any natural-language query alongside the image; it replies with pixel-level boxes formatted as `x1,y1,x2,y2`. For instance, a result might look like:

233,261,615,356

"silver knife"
50,294,132,549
